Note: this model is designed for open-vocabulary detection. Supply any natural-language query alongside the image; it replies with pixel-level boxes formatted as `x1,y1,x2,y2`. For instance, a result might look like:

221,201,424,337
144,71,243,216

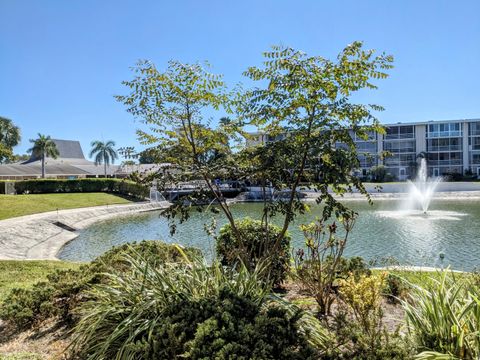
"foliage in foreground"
70,252,329,359
402,271,480,359
293,217,371,316
0,260,81,302
216,217,291,287
0,241,199,328
116,42,394,271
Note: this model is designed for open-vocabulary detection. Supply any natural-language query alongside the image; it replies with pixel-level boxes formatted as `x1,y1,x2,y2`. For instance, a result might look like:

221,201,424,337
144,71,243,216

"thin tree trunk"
104,158,107,178
41,154,45,178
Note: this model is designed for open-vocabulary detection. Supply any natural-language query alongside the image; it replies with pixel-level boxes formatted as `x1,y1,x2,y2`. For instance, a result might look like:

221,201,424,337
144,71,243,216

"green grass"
0,193,134,220
0,260,82,302
372,269,469,288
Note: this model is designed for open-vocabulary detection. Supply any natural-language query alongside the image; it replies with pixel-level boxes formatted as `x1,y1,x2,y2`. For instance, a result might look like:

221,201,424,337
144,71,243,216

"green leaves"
27,133,60,170
117,42,393,252
402,271,480,359
237,42,392,224
0,116,21,164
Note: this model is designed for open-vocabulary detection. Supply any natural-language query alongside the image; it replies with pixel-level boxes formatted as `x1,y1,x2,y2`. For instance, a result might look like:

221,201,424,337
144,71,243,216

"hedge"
11,179,148,199
216,218,291,287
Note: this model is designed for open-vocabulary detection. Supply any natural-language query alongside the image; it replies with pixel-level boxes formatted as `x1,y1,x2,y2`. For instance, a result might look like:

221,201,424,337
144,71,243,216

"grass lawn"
0,193,135,220
373,268,469,286
0,260,82,302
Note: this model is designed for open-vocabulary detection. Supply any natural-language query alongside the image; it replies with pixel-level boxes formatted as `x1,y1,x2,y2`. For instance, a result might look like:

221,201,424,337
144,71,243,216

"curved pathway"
0,202,170,260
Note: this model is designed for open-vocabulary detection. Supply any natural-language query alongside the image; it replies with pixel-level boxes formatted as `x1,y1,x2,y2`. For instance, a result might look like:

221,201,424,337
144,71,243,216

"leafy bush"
402,271,480,359
336,256,372,280
70,254,328,359
369,165,388,182
339,273,386,337
216,217,291,287
383,273,409,304
327,313,413,360
12,178,148,199
293,218,361,316
323,273,413,360
0,241,200,328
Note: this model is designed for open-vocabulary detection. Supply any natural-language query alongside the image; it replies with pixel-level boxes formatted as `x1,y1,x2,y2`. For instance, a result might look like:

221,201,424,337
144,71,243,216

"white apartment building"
246,118,480,180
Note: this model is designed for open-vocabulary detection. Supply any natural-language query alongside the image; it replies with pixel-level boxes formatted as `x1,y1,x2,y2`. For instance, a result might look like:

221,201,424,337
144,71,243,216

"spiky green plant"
69,248,331,359
402,271,480,359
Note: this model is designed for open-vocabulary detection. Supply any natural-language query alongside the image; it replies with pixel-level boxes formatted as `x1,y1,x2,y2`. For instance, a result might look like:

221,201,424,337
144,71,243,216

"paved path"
0,202,170,260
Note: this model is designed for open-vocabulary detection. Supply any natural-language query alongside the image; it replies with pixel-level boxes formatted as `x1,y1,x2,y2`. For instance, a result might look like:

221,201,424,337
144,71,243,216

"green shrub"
383,273,409,304
12,178,148,199
327,313,413,360
182,291,317,360
402,271,480,359
336,256,372,280
216,218,291,287
0,241,200,329
70,253,328,359
293,219,366,316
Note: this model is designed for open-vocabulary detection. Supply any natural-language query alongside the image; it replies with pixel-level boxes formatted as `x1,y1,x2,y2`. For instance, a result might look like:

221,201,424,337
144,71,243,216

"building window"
385,125,414,140
427,138,462,152
383,140,415,153
469,122,480,136
427,122,462,138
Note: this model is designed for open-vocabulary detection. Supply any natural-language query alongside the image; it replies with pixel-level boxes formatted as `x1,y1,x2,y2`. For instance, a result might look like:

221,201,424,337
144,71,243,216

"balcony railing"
427,131,462,138
427,159,463,166
427,145,462,152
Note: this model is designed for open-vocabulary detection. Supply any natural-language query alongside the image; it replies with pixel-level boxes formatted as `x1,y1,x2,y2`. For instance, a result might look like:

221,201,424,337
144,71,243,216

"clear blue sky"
1,0,479,159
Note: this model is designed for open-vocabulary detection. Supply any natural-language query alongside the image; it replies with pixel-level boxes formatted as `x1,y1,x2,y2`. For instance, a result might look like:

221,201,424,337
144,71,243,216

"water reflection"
59,199,480,271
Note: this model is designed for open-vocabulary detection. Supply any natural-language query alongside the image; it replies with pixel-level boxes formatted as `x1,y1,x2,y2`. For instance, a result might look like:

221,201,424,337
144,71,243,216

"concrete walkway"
0,202,170,261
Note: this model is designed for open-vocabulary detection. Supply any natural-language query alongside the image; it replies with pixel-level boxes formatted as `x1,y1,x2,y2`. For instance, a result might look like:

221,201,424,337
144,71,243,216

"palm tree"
89,140,118,177
28,134,59,178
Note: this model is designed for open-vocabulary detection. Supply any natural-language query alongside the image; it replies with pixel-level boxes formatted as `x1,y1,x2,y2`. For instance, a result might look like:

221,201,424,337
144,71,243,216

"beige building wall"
415,125,426,154
377,133,383,165
463,122,469,172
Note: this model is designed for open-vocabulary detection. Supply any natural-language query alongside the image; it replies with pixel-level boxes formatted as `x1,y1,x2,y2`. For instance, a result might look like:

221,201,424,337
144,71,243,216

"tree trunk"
104,160,107,178
41,154,45,178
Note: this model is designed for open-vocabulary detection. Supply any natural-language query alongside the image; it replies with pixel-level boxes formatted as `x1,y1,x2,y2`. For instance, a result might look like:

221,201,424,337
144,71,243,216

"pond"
58,199,480,271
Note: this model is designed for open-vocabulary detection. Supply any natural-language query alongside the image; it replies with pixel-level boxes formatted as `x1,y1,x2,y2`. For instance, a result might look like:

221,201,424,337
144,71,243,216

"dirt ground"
283,281,406,333
0,283,407,359
0,319,70,359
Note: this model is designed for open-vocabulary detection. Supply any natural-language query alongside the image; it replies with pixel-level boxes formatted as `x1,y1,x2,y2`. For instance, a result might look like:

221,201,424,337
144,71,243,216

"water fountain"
149,179,166,202
406,158,442,213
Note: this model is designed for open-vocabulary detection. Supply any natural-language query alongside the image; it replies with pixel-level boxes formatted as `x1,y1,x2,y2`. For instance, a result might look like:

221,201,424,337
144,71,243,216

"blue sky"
1,0,479,159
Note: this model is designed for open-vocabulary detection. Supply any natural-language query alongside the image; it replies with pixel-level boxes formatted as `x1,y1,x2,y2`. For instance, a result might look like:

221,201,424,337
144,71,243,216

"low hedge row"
12,179,148,199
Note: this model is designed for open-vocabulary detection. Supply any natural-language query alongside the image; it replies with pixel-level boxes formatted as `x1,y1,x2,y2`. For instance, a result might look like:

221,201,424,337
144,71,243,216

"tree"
117,43,393,264
118,146,137,161
237,42,393,247
369,165,387,182
116,60,238,237
0,116,21,163
11,154,30,163
89,140,118,177
138,147,161,164
28,134,59,178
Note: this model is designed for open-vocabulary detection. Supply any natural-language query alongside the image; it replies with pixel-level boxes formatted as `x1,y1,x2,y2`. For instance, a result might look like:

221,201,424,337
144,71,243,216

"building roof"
0,163,91,176
246,118,480,135
23,139,86,164
0,138,122,178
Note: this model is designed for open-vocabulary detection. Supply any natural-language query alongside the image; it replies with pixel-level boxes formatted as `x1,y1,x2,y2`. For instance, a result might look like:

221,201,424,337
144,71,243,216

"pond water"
58,199,480,271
